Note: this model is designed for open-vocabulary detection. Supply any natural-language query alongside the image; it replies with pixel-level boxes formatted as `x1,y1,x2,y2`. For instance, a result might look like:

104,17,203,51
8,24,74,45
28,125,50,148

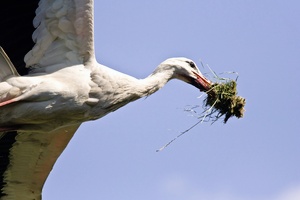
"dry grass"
156,67,246,152
204,80,245,123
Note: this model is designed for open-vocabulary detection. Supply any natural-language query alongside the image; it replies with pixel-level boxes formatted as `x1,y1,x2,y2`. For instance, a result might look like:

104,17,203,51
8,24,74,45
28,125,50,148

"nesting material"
204,80,245,123
157,72,246,152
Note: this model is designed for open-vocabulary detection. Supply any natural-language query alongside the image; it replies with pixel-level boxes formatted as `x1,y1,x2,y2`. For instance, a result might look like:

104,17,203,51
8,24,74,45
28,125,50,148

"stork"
0,1,211,199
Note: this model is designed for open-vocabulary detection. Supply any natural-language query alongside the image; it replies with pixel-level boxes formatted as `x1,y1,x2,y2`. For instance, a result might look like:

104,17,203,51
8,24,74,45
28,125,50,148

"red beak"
193,72,211,92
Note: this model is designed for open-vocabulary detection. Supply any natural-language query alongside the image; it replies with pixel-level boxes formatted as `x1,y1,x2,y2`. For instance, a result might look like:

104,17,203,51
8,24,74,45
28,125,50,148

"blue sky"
43,1,300,199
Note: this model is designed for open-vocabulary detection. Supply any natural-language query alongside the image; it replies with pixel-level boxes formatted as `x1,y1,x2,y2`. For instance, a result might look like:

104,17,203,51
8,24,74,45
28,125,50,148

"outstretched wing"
0,1,39,75
0,1,95,199
25,0,95,72
0,0,95,74
0,2,40,198
25,0,95,73
0,124,80,200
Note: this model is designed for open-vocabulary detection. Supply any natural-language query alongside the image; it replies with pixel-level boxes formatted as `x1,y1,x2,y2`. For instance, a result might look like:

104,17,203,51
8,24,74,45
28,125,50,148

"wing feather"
0,47,19,81
25,0,95,71
0,124,81,200
0,1,39,74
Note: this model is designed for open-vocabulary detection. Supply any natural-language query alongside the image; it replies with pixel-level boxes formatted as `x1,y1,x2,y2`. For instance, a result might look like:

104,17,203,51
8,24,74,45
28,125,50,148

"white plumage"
0,0,210,199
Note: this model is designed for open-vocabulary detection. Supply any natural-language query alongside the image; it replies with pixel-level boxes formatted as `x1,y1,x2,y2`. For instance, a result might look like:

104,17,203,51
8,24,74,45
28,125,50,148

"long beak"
192,72,211,92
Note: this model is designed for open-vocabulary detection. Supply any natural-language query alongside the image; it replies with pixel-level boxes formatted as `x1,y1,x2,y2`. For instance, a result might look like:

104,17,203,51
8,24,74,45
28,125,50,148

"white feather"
0,47,19,81
0,1,211,199
25,0,95,71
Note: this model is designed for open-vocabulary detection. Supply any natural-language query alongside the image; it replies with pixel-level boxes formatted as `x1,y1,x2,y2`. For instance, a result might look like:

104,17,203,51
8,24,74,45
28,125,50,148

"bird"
0,0,211,199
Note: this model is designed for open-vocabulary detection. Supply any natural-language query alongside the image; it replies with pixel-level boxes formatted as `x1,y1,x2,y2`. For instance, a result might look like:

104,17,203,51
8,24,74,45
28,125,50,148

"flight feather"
24,0,95,71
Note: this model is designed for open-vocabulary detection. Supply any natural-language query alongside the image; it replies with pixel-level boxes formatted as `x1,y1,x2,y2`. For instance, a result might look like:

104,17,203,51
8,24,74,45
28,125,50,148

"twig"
156,120,203,152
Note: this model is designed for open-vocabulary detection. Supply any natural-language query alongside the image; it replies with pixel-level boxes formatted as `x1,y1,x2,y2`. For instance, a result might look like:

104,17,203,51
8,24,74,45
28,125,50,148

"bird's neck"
136,65,175,97
85,63,177,119
90,63,175,114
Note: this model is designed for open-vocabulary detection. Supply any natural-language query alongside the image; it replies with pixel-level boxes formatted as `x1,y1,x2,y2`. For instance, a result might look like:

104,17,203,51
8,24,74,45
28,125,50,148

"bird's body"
1,64,91,131
0,0,211,199
0,57,206,133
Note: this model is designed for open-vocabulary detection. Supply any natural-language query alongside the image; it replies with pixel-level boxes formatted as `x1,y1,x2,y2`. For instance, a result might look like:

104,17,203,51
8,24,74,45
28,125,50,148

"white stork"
0,0,211,199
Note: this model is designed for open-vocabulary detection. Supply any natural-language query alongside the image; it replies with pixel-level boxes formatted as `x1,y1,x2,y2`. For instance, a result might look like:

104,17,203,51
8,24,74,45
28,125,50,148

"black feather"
0,0,39,197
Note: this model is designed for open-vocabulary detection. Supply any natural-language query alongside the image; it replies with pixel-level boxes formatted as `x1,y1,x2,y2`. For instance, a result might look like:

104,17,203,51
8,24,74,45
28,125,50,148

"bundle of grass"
156,67,245,152
204,80,245,123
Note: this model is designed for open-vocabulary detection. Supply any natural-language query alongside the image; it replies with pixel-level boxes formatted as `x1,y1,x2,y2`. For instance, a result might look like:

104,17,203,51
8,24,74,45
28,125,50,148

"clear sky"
44,1,300,200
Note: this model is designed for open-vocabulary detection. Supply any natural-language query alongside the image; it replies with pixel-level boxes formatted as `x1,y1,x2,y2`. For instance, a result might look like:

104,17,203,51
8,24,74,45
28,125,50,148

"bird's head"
161,57,211,91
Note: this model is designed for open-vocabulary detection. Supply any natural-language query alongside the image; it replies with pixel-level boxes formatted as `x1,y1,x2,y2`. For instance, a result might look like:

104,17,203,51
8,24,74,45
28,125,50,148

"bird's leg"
0,98,18,107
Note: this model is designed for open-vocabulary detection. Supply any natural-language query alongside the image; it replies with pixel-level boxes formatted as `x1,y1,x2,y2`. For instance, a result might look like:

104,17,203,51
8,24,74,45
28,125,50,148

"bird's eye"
185,61,197,69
